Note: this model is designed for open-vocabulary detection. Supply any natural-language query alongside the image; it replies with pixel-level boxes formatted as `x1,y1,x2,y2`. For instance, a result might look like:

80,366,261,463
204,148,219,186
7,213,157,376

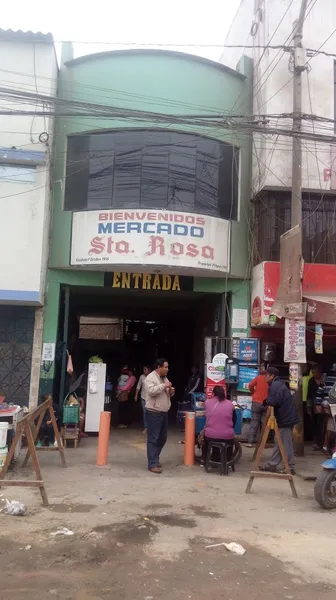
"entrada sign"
104,272,193,292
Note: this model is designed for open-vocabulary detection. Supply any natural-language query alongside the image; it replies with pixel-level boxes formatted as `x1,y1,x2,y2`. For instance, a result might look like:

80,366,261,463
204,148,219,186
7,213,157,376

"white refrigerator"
85,362,107,433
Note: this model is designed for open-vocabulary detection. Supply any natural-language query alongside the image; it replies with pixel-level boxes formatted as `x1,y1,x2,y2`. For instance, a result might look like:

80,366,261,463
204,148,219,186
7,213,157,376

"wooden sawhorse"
0,399,66,505
246,407,298,498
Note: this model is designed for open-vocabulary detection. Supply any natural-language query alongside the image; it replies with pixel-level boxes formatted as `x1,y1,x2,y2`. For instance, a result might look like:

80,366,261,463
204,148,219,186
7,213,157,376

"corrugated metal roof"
0,29,54,44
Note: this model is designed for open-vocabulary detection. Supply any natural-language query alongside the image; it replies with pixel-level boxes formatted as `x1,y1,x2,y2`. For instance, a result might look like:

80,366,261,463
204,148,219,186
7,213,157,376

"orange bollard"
96,411,111,466
184,412,195,466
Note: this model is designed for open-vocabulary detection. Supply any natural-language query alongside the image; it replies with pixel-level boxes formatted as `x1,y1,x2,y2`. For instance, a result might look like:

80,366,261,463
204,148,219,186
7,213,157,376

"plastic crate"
63,404,80,424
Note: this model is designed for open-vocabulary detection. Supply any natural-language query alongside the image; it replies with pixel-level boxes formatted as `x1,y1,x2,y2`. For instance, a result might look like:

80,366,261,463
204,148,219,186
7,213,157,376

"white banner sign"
71,210,230,274
284,318,306,363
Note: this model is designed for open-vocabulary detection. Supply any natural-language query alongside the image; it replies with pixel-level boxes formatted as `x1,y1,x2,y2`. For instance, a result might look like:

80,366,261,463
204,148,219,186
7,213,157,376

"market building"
40,45,253,407
0,29,57,407
220,0,336,370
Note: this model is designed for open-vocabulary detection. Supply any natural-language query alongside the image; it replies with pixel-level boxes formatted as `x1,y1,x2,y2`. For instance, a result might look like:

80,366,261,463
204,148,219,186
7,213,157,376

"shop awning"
304,294,336,326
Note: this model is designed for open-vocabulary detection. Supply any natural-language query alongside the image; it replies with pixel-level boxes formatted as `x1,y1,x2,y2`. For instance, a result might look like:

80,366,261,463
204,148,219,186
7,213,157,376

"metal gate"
0,306,34,405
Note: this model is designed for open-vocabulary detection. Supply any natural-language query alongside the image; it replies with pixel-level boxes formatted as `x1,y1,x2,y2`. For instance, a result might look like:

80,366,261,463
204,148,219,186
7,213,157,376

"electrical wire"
258,22,336,112
253,0,319,110
231,0,295,115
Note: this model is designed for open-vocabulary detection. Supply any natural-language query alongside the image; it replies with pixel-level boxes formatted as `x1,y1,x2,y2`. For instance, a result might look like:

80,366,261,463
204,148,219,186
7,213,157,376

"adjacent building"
40,45,253,401
0,29,57,406
221,0,336,355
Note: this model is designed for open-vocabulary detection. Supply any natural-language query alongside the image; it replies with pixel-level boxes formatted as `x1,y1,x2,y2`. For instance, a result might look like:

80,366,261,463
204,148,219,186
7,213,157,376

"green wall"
40,48,252,399
50,47,252,278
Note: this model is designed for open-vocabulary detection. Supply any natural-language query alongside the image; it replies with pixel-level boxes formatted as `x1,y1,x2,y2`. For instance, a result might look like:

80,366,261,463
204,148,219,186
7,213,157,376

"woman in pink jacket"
202,385,236,464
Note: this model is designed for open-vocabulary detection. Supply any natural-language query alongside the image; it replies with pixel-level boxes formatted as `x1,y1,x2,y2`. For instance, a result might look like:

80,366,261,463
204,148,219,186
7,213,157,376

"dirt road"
0,433,335,599
0,510,334,600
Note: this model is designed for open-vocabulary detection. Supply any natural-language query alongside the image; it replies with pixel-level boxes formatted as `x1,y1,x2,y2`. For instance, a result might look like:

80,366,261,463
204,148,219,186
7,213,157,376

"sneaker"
277,468,296,476
259,464,277,473
118,424,128,429
244,443,255,448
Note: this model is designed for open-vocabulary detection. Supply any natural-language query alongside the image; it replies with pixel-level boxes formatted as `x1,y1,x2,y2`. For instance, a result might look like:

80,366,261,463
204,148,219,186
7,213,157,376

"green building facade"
40,46,252,398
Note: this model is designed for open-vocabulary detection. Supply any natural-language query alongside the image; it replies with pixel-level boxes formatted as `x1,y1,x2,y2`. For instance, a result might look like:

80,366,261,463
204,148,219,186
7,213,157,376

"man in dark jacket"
260,367,298,474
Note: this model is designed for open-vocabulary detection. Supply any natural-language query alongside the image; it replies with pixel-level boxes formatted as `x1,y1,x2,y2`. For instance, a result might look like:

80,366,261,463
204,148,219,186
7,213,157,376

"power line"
258,23,336,112
229,0,295,114
253,0,319,108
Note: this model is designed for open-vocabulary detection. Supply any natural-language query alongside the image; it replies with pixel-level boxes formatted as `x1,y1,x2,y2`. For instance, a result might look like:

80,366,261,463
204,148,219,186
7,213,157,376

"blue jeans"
141,398,147,429
146,410,168,469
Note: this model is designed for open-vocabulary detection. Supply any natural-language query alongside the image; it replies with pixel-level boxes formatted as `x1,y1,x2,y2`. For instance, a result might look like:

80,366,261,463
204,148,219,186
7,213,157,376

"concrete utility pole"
291,0,309,456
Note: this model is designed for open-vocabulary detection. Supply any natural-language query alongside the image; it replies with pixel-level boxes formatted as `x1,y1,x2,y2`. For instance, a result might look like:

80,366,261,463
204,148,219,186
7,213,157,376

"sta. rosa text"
88,235,215,259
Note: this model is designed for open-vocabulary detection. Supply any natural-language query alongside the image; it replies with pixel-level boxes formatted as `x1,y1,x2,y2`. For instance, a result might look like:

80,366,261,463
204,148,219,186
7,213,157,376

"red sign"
251,262,336,326
205,363,226,400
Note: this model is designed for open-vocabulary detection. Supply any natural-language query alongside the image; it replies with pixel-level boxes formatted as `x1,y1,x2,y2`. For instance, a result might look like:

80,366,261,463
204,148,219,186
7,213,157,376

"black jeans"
314,413,326,448
146,410,168,469
202,437,234,463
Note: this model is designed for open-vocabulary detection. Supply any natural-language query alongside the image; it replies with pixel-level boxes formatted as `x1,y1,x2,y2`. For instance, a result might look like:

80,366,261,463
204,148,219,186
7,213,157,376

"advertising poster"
284,318,306,363
289,363,299,391
206,363,226,400
237,366,259,392
238,338,259,364
314,324,323,355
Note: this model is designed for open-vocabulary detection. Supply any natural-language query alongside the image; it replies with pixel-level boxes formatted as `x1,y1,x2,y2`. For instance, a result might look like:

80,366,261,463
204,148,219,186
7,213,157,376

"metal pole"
291,0,309,456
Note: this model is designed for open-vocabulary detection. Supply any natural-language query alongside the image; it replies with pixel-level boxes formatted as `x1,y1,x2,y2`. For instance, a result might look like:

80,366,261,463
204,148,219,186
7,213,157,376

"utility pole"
291,0,309,456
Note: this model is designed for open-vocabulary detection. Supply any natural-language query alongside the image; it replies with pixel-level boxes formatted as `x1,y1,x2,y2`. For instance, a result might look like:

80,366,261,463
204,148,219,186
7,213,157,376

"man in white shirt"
144,358,175,473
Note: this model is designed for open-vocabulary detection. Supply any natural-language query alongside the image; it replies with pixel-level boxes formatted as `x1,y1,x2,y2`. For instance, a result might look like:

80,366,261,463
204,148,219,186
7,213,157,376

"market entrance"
63,274,225,426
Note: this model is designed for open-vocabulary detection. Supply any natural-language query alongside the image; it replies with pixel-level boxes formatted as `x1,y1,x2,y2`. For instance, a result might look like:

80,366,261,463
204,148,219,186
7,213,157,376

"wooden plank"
249,470,292,480
0,480,43,487
25,422,49,506
22,411,44,467
49,403,67,468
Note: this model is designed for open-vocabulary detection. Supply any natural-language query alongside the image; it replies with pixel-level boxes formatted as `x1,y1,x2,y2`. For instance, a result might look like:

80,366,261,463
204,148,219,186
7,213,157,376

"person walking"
144,358,175,474
245,363,268,447
260,367,298,475
135,365,150,434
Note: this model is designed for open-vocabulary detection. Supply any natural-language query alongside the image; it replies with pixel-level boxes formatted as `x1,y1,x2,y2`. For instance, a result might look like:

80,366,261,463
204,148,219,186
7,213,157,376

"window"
64,130,239,220
254,191,336,265
0,164,36,184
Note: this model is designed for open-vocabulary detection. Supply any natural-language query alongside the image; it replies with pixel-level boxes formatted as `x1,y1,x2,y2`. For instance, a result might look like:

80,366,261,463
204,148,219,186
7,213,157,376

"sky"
0,0,241,62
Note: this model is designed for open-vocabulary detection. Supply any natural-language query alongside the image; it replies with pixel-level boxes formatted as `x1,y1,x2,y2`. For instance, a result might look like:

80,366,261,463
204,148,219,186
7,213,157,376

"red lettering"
186,243,199,257
202,246,214,259
146,236,165,256
89,236,105,255
171,242,183,256
185,216,195,224
173,214,184,222
147,212,157,220
99,213,108,221
196,217,205,225
135,212,147,220
116,241,130,253
107,238,114,253
124,212,135,220
115,212,123,221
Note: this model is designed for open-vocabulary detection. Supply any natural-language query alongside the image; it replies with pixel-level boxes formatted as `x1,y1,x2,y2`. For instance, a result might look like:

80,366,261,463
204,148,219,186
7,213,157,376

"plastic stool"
205,441,235,476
